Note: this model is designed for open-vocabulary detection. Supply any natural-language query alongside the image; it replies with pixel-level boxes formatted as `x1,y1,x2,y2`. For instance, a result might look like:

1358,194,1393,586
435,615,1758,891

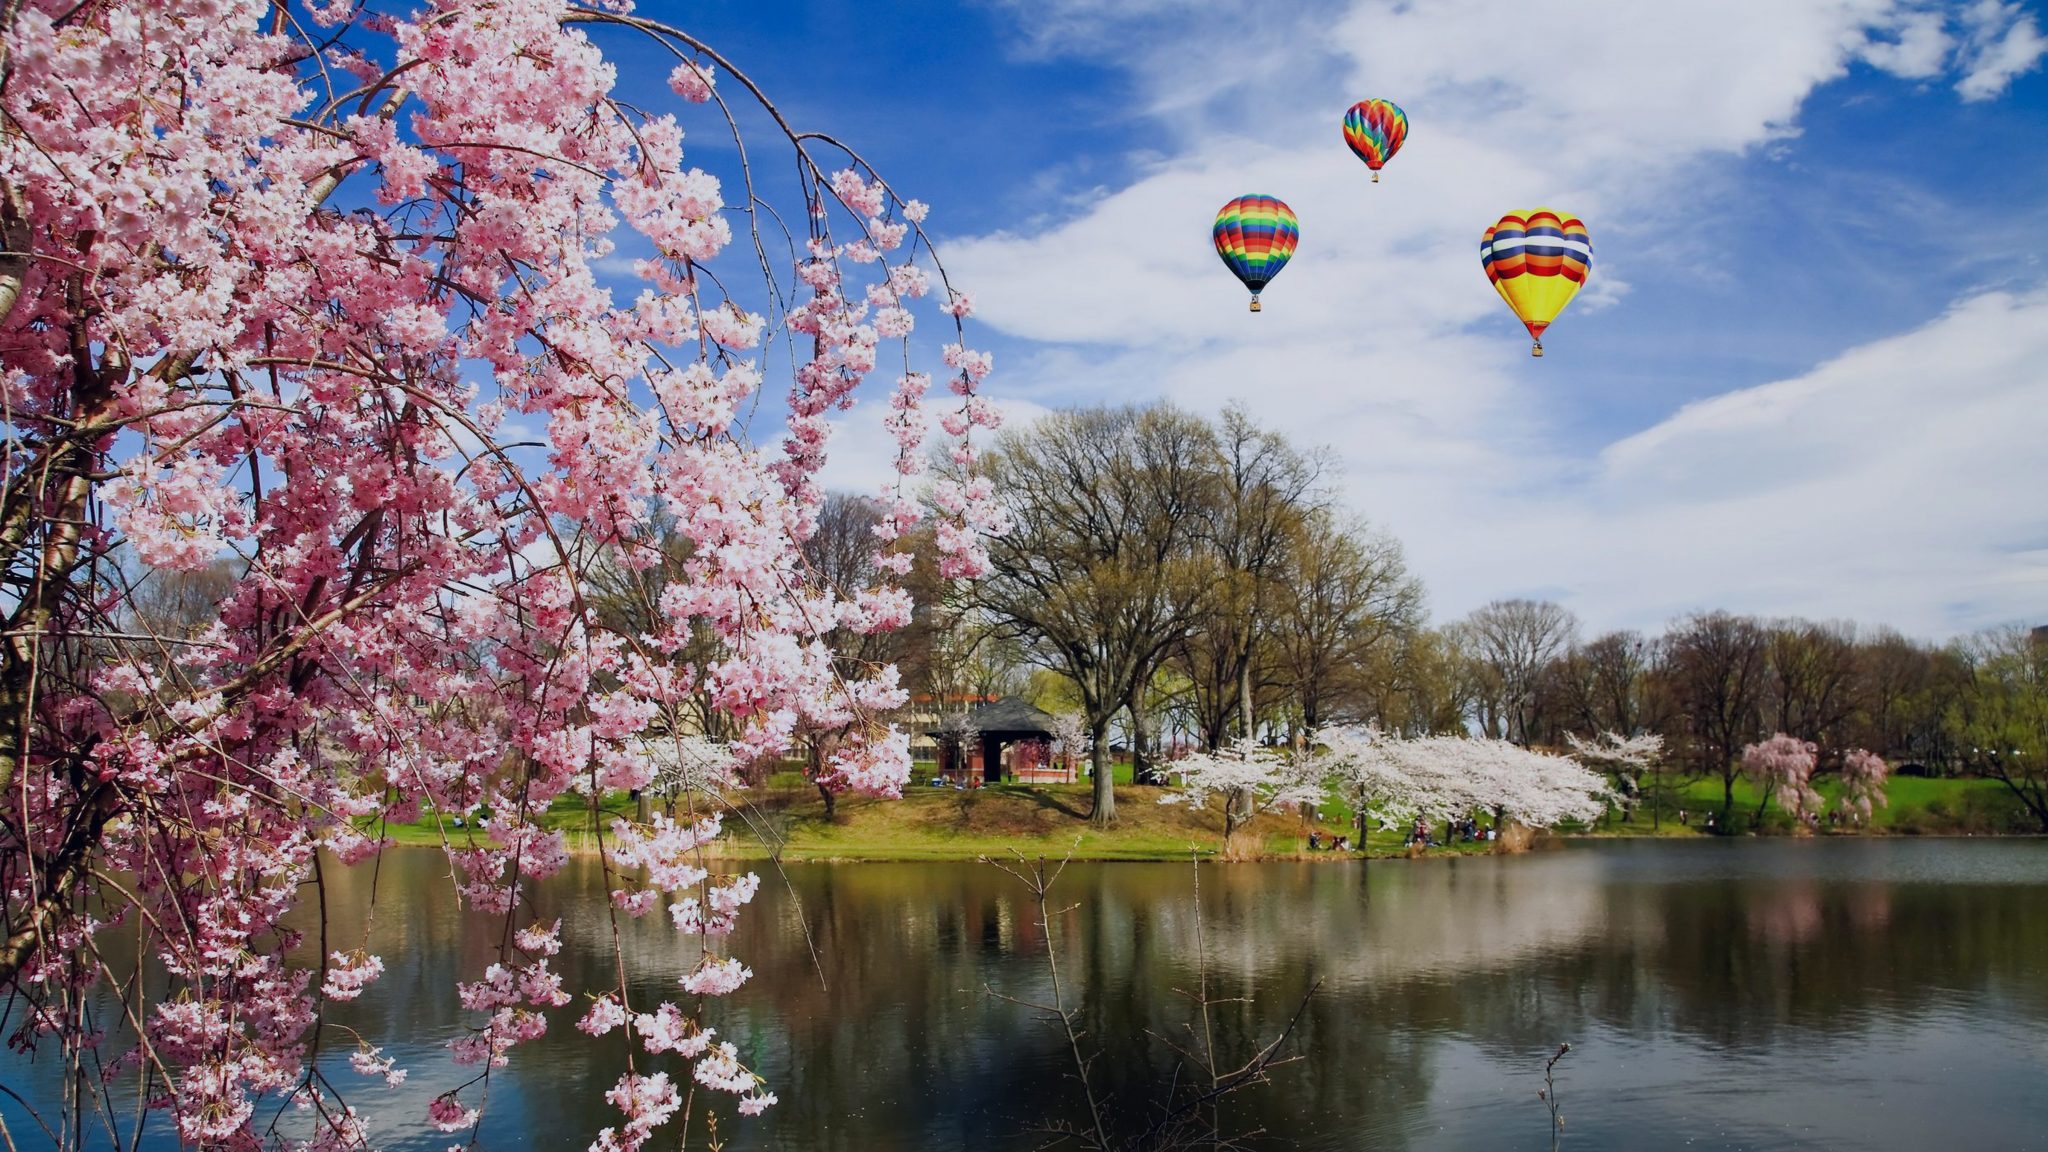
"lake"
9,839,2048,1150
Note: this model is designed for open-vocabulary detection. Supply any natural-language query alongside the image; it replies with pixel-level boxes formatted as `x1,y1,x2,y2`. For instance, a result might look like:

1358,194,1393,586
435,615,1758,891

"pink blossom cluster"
349,1046,408,1087
595,1072,683,1152
428,1095,482,1133
670,872,762,937
322,951,387,1002
1838,748,1890,820
682,956,753,997
1743,733,1823,820
0,0,1003,1148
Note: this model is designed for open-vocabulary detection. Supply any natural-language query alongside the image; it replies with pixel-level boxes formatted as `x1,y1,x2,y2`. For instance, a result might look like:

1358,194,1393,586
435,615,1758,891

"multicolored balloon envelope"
1342,99,1407,183
1213,195,1299,312
1480,208,1591,356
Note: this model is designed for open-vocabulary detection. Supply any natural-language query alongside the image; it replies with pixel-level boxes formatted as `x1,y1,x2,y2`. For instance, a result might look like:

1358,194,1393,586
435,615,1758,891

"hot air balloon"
1213,195,1299,312
1480,208,1591,356
1342,99,1407,183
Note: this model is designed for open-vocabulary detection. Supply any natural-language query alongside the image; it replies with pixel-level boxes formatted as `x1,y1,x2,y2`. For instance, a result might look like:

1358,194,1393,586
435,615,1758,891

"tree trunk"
1238,649,1255,745
811,741,837,820
1990,769,2048,831
1126,691,1151,784
1090,718,1116,825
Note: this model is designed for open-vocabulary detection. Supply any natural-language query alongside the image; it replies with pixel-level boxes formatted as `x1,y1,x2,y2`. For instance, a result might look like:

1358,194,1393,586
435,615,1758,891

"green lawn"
1569,773,2030,836
365,772,2035,862
376,780,1281,861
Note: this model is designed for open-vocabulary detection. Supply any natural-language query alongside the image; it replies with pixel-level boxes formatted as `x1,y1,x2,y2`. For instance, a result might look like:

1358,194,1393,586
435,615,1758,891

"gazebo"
926,696,1072,785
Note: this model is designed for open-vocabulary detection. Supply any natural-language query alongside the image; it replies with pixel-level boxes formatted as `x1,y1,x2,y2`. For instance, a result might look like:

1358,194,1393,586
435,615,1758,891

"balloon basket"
1531,342,1544,358
1249,298,1262,313
1372,171,1380,184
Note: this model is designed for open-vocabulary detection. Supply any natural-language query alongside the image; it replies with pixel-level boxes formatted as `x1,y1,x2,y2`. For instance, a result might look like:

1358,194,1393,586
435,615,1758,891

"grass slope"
370,774,2036,862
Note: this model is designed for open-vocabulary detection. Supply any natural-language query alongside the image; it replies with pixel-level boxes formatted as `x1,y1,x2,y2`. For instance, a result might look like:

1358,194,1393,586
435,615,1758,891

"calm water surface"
12,839,2048,1150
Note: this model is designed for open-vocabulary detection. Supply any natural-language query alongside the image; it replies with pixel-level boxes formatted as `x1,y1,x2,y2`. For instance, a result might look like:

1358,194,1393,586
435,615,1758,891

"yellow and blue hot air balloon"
1480,209,1591,356
1342,99,1407,183
1213,195,1299,312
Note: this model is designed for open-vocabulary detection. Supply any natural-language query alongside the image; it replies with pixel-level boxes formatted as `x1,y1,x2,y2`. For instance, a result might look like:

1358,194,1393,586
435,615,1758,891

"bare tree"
1202,406,1325,743
1272,511,1423,735
123,555,240,641
1763,618,1861,754
1361,627,1475,737
1854,627,1933,760
1453,599,1580,744
1660,611,1770,824
1544,630,1657,741
1848,626,1968,767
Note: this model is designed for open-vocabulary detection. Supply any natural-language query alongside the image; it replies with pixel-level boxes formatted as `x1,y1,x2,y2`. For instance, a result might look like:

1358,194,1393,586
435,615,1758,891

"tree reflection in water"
10,841,2045,1151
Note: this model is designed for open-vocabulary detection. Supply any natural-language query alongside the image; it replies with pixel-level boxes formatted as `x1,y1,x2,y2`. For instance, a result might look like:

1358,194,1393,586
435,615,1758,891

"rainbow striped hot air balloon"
1342,99,1408,183
1213,195,1299,312
1480,208,1591,356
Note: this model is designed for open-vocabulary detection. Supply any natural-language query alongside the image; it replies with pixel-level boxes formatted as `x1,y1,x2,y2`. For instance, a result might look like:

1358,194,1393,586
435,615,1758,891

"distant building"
922,696,1072,785
904,693,998,758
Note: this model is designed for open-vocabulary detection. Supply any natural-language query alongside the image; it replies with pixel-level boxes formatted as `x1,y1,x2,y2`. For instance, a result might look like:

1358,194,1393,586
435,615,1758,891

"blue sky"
603,0,2048,638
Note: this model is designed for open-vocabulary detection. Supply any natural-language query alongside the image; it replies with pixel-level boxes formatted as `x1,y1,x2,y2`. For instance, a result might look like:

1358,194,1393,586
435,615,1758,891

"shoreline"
375,824,2043,866
369,774,2039,864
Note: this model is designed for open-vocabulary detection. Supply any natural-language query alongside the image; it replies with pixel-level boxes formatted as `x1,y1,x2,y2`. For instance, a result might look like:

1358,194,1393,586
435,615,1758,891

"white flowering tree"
1047,710,1092,775
936,709,982,780
1565,731,1665,822
1317,726,1610,846
1158,739,1326,850
642,735,737,809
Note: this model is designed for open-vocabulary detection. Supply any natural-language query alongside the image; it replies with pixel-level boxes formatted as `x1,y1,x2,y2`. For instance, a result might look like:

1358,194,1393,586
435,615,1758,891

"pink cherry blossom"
681,956,753,997
1744,733,1823,821
667,60,717,102
1839,747,1890,821
0,1,1005,1148
322,951,386,1002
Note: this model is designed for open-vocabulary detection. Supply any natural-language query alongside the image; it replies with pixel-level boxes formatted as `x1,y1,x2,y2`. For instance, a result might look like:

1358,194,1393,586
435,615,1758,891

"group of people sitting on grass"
1305,829,1352,852
1401,817,1498,848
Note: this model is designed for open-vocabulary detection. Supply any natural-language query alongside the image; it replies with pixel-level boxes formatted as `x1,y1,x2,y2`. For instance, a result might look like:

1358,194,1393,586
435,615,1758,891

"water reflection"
6,841,2046,1150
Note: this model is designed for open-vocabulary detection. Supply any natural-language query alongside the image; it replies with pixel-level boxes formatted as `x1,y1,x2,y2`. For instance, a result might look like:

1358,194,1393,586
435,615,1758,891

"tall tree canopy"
970,404,1220,823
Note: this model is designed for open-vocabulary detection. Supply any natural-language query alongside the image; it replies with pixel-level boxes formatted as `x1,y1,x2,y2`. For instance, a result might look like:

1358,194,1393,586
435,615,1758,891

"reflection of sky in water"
4,840,2045,1150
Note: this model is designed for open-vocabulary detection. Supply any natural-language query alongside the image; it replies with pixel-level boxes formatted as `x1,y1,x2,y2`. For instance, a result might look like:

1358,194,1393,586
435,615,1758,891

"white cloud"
1516,289,2048,635
1861,9,1959,78
940,0,2045,637
1954,0,2048,99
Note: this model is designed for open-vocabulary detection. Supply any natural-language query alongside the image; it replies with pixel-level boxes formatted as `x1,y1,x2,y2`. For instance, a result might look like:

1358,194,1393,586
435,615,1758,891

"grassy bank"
368,773,2036,863
377,782,1318,861
1583,773,2033,837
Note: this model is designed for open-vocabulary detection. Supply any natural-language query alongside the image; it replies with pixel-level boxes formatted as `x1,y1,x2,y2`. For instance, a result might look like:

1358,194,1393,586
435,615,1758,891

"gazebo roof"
926,695,1059,737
